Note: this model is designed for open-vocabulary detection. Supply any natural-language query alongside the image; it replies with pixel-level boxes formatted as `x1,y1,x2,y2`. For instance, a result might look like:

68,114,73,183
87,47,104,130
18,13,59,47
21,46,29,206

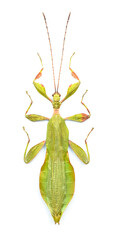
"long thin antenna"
42,13,56,92
57,12,71,92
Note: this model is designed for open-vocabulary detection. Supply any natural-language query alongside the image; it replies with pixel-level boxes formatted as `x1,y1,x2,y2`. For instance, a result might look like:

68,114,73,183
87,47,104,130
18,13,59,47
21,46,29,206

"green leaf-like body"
39,114,75,223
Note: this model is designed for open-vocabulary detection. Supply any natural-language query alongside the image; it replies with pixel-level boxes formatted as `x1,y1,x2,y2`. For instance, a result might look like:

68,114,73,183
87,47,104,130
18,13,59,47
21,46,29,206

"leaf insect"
23,12,94,224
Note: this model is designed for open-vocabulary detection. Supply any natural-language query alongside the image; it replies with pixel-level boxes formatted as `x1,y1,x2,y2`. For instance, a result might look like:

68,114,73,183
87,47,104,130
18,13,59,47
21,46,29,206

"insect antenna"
42,13,56,92
57,12,71,92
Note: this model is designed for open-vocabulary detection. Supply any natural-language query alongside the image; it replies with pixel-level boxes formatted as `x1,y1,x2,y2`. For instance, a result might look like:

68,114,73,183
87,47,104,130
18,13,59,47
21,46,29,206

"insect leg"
81,89,91,116
69,52,80,83
33,53,44,82
33,53,52,102
65,90,90,122
69,128,94,164
60,53,80,103
23,127,45,163
25,91,49,122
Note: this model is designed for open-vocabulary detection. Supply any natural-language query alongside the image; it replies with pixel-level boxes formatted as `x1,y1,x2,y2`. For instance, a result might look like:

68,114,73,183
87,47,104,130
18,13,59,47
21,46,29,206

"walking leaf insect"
23,12,94,224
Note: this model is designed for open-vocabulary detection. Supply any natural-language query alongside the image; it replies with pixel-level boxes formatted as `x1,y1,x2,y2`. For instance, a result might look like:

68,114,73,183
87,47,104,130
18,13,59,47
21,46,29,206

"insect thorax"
52,93,61,109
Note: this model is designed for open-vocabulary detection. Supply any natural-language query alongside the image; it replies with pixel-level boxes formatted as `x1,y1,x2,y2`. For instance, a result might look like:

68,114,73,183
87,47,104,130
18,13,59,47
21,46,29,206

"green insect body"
40,113,75,223
23,13,94,224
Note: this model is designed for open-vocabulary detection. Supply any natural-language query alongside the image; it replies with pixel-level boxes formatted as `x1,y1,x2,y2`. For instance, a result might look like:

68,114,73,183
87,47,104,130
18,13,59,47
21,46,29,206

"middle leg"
65,90,91,122
25,91,49,122
69,128,94,164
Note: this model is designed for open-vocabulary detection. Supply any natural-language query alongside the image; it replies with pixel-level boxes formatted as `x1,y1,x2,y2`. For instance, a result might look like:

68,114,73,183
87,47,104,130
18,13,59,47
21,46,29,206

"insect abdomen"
39,114,75,223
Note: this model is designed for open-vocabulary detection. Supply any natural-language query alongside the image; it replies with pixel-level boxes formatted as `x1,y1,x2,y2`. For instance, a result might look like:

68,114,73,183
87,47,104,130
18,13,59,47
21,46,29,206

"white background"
0,0,116,239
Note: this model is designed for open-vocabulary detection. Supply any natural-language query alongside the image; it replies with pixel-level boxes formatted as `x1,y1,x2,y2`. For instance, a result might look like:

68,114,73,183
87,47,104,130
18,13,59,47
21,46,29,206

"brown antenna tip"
68,12,71,20
42,12,46,20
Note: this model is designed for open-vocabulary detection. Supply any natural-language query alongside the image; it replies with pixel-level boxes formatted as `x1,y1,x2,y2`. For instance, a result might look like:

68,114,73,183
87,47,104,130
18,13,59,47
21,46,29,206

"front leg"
33,53,52,102
69,128,94,164
65,90,90,122
25,91,49,122
61,53,81,103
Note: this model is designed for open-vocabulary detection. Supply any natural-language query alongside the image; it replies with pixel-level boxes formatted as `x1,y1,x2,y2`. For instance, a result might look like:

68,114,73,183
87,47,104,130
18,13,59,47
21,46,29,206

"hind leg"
23,127,45,163
69,128,94,164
